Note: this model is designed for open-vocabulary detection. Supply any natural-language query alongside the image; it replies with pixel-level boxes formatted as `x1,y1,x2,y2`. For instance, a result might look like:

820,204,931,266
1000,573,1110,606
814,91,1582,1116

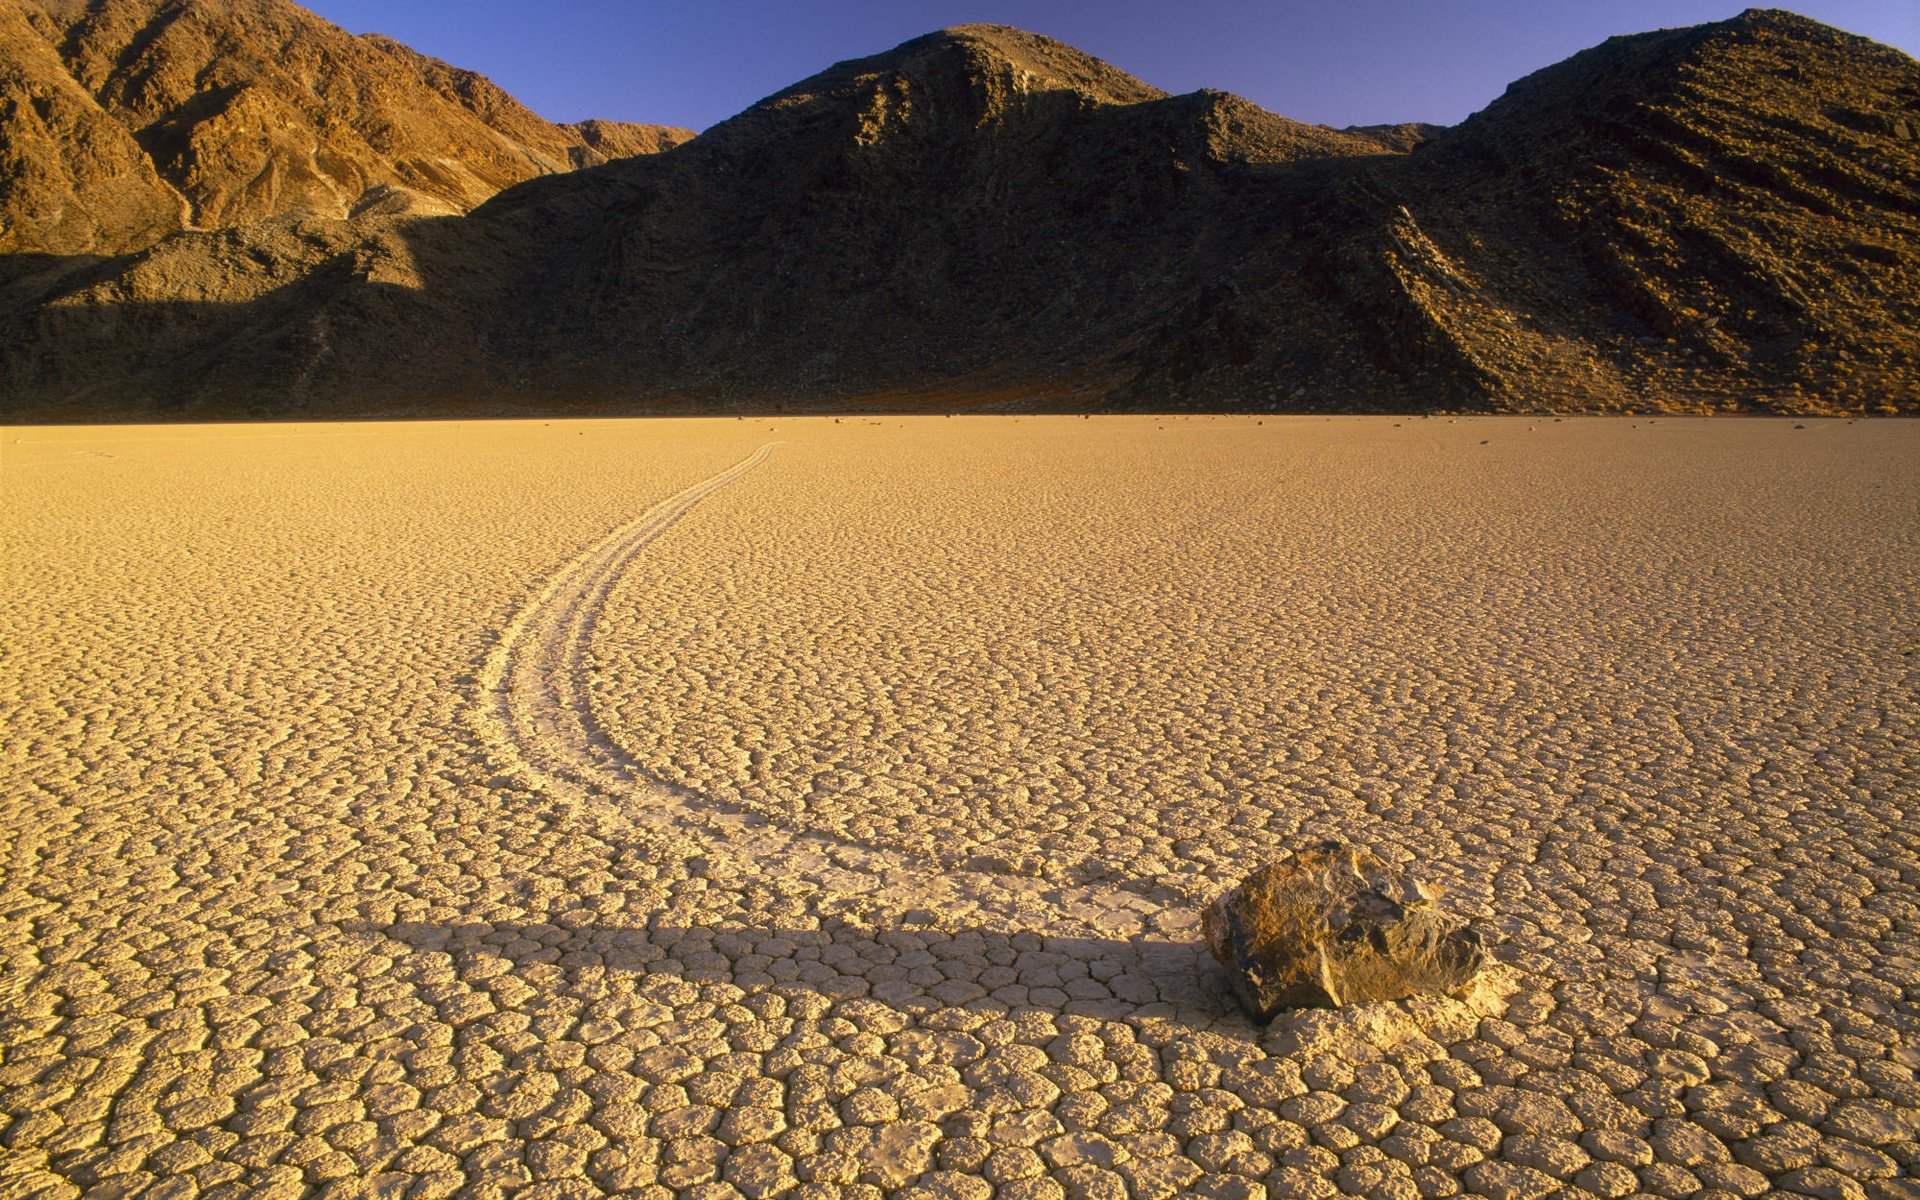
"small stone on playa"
1202,841,1486,1019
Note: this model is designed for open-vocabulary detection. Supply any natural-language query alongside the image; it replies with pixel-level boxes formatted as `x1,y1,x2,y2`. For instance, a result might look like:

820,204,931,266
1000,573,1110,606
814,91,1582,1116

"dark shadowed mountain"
2,10,1916,418
0,0,693,257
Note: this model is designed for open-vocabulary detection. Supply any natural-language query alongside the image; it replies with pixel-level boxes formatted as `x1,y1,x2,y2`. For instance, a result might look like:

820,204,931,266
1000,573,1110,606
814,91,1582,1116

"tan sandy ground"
2,415,1916,1200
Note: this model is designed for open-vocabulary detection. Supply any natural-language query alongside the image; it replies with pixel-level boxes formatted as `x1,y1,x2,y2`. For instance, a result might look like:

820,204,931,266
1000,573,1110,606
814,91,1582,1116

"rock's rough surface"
1204,842,1486,1017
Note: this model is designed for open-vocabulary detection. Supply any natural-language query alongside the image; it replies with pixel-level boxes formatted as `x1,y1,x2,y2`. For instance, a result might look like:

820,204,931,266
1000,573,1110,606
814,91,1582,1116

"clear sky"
302,1,1920,132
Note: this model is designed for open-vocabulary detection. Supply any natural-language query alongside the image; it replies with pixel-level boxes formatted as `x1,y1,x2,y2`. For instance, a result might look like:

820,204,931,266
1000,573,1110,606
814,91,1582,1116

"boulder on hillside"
1202,842,1485,1019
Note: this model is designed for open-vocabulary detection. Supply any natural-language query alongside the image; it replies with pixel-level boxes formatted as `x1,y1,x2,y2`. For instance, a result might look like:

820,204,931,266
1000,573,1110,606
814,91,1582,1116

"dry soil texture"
2,416,1917,1200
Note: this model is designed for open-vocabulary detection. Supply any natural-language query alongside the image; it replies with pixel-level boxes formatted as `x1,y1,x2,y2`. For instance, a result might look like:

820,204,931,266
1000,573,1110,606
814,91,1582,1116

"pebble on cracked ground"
2,414,1916,1200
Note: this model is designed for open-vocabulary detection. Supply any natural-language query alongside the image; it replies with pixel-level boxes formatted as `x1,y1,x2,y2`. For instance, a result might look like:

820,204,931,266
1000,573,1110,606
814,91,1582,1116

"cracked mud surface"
3,416,1917,1200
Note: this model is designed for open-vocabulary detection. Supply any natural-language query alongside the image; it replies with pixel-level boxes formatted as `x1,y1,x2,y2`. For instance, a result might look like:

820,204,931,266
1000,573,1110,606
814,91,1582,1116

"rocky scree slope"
1135,8,1920,412
0,0,693,258
2,11,1917,416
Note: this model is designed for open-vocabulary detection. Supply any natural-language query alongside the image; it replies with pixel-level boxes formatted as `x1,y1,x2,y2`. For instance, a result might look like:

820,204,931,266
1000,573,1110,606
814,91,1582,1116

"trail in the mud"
469,443,1205,986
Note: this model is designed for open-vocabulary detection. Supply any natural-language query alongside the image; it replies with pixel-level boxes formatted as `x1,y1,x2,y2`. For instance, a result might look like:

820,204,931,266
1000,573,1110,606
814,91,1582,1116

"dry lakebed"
2,415,1916,1200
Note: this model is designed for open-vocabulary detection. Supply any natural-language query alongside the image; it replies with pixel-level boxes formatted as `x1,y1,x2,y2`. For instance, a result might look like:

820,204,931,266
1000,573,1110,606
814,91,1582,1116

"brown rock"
561,118,696,163
0,2,183,256
0,0,693,255
1202,842,1485,1019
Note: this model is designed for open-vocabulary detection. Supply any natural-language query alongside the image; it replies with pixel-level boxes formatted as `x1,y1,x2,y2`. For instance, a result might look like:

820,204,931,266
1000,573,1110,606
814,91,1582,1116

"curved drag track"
471,441,1195,950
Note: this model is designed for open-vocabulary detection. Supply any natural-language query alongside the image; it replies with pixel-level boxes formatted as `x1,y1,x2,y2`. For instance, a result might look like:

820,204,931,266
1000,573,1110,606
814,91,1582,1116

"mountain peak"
932,23,1170,104
754,22,1168,114
1730,7,1848,35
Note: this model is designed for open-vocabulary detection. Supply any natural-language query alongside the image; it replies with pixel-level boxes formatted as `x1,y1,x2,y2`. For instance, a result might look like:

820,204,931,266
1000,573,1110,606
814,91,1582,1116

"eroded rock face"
0,0,695,255
1203,842,1485,1019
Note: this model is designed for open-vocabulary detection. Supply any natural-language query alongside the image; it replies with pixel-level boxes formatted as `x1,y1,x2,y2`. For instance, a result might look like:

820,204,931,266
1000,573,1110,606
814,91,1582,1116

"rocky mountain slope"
1114,10,1920,412
0,0,693,257
2,9,1916,417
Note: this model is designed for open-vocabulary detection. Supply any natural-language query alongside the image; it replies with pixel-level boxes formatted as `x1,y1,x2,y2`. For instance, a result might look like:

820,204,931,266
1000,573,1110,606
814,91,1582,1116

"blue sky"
302,1,1920,132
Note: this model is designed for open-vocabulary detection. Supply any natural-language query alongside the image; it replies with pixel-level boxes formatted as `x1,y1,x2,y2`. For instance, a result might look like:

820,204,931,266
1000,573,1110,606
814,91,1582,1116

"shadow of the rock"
360,915,1246,1031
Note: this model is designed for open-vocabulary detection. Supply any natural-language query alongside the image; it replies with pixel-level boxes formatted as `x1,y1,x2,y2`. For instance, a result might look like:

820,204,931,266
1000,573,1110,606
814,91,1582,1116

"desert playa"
2,415,1917,1199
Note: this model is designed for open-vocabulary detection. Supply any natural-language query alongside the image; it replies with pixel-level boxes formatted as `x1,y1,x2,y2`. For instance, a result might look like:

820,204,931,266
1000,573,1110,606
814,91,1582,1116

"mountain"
2,9,1916,417
0,0,693,257
1303,9,1920,410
